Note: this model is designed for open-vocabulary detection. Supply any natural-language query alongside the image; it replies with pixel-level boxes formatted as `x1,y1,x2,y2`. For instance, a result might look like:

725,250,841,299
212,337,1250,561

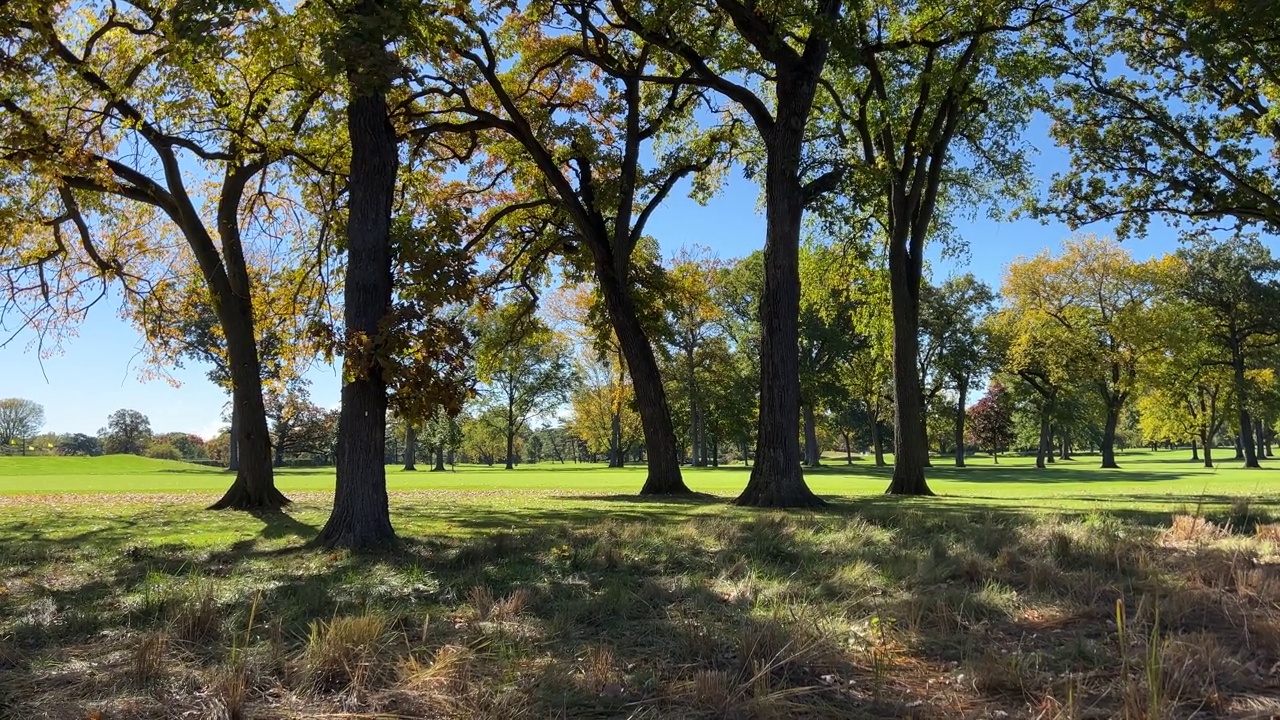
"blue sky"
0,115,1191,439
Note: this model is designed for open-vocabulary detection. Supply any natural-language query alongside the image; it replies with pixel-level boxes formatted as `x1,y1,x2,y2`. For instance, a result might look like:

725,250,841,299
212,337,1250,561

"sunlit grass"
2,450,1279,717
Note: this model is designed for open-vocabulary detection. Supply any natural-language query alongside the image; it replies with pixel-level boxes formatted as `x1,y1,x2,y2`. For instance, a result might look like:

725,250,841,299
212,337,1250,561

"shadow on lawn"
4,488,1280,718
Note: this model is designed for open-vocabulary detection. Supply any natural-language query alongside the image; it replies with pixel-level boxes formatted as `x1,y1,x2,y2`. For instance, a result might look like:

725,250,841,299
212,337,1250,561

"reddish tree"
967,383,1014,464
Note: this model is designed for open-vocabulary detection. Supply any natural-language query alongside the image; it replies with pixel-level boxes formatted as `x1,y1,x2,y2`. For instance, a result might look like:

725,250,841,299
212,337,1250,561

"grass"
1,450,1279,718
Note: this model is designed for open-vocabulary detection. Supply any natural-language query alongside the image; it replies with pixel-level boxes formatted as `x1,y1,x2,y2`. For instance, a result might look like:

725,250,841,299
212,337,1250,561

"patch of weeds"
298,612,396,697
130,631,167,687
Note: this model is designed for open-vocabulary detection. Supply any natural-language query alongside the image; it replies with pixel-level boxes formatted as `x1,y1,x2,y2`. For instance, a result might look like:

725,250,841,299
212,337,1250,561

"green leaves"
1042,0,1280,235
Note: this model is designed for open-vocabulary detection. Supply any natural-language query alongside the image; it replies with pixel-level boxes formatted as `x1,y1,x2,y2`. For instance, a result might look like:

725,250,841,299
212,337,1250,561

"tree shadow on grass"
3,492,1280,718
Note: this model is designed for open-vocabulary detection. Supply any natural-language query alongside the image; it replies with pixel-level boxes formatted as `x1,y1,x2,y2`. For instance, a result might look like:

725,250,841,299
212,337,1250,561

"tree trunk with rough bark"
802,402,820,467
734,93,823,508
594,270,689,494
1233,347,1260,467
954,381,967,467
1036,407,1051,469
403,424,417,471
227,404,240,472
209,316,286,510
505,430,516,470
1100,402,1122,469
885,241,932,495
1201,430,1214,468
871,413,885,467
610,412,623,468
314,82,398,550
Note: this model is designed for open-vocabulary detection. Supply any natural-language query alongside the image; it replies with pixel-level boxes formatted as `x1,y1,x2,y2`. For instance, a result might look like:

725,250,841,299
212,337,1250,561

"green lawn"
1,452,1279,718
2,449,1277,515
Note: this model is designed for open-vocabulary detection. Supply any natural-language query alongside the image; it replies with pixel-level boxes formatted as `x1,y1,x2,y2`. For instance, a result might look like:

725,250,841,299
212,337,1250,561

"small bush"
144,442,183,461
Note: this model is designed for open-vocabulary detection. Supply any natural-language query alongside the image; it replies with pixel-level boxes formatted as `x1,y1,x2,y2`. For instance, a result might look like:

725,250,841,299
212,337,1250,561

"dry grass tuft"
468,585,533,622
130,631,167,686
1254,523,1280,544
1166,514,1228,542
579,645,617,693
402,643,476,694
167,582,222,645
298,612,395,697
1158,632,1237,714
968,647,1040,698
209,660,249,720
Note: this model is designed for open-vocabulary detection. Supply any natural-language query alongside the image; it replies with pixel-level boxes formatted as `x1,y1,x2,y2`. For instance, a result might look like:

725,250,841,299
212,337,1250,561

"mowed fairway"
2,453,1280,719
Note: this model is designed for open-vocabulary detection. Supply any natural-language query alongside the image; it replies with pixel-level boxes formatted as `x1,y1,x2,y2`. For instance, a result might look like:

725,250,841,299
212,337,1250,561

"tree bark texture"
734,101,823,507
803,402,820,467
1100,402,1122,469
886,240,933,495
403,424,417,471
953,381,967,467
1233,349,1260,467
593,267,690,494
209,317,285,509
315,86,399,550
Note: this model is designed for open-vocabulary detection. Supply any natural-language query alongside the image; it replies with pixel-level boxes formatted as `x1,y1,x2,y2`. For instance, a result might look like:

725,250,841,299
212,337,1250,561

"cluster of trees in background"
2,0,1277,547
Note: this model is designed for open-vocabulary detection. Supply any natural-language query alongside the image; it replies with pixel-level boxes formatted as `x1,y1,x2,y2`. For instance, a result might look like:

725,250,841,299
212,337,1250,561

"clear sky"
0,114,1203,439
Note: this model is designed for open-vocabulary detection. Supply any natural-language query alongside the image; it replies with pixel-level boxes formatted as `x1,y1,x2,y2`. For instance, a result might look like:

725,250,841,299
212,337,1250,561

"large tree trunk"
1060,432,1071,461
403,424,417,471
885,236,932,495
1099,401,1122,469
871,411,886,467
953,381,967,467
1256,418,1267,464
1233,351,1260,467
1190,437,1199,461
919,405,933,468
609,412,623,468
1201,429,1214,468
209,312,286,510
595,267,689,494
802,401,820,467
505,421,516,470
314,84,398,550
432,445,446,472
273,430,285,468
227,403,241,472
734,117,822,508
1234,432,1245,460
1035,404,1052,469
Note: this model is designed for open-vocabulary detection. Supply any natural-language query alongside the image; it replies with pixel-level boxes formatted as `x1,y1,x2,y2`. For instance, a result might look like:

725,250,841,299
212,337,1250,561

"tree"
1173,236,1280,468
820,1,1056,495
0,1,327,510
1044,0,1280,237
837,263,895,467
475,303,578,470
919,275,996,467
266,383,334,467
664,248,725,467
416,3,736,496
151,432,207,461
100,409,153,456
1000,236,1161,468
0,398,44,454
314,0,405,550
607,0,846,507
57,433,101,457
798,243,865,467
968,383,1014,463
